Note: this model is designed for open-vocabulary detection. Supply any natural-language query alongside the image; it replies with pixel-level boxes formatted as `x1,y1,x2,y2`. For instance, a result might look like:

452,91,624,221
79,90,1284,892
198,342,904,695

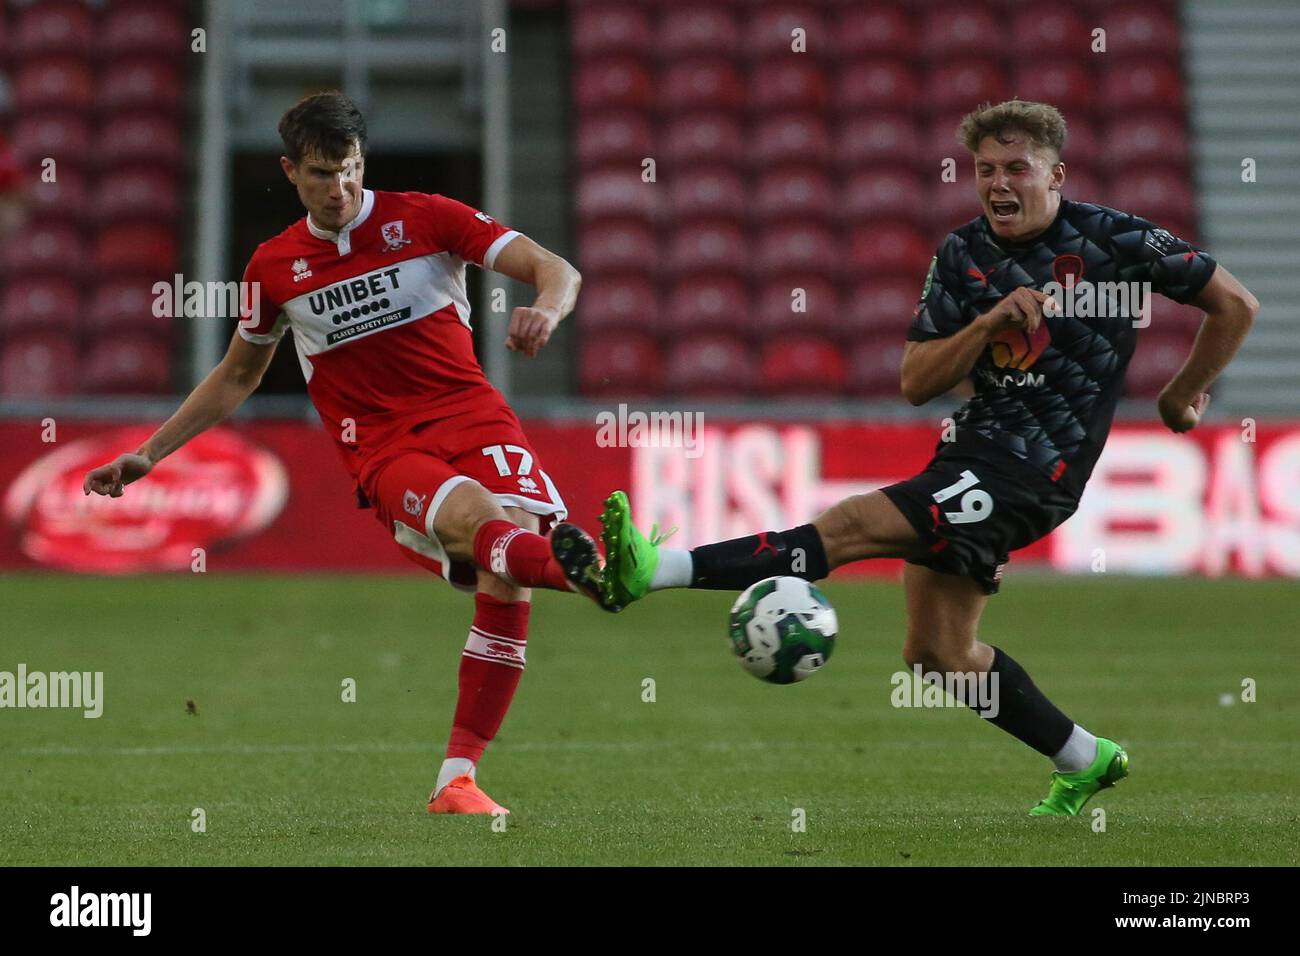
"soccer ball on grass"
727,576,837,684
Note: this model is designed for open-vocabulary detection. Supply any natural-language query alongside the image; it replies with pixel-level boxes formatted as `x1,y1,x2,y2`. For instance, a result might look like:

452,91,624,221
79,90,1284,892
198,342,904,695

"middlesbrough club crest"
381,220,412,251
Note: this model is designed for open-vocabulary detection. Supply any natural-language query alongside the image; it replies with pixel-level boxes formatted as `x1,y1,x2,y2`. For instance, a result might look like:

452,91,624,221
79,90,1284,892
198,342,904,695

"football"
727,576,838,684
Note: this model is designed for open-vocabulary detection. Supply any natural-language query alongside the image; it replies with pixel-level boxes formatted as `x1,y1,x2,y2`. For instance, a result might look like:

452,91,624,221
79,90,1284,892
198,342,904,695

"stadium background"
1,0,1299,869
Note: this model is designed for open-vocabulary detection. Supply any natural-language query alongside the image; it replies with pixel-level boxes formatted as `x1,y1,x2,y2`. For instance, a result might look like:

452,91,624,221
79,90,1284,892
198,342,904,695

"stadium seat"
100,113,185,169
93,225,179,279
664,333,755,396
102,3,188,61
667,166,746,223
666,221,749,280
921,60,1010,115
750,113,831,168
753,167,836,224
12,114,92,167
1105,114,1189,168
929,180,984,231
26,167,88,224
920,113,975,173
1100,5,1182,60
846,222,930,280
658,7,740,60
14,59,95,113
758,334,846,396
0,280,80,337
1061,115,1102,167
1010,61,1095,118
742,5,827,60
918,5,1001,60
1109,169,1195,225
570,4,654,59
578,219,657,275
1063,166,1104,207
576,168,658,222
577,275,660,335
10,1,95,60
576,114,655,169
81,337,174,395
846,333,908,397
661,113,745,167
2,223,86,280
1146,294,1204,333
749,59,830,113
754,277,839,336
841,168,926,225
834,61,919,113
1124,329,1195,399
659,59,747,114
831,6,917,59
573,58,654,112
0,333,79,397
87,279,174,337
92,170,181,225
664,275,749,336
1101,62,1185,111
1011,9,1089,56
834,114,922,170
754,223,840,282
98,59,184,114
579,330,664,397
842,278,923,339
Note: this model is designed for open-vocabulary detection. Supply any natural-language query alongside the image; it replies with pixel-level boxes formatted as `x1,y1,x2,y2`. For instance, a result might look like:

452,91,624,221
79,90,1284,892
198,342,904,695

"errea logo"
292,258,313,282
474,212,494,223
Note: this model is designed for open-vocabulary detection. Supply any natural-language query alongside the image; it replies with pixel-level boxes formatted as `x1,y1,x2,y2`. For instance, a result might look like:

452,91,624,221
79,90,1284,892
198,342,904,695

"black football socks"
688,524,830,590
981,646,1075,757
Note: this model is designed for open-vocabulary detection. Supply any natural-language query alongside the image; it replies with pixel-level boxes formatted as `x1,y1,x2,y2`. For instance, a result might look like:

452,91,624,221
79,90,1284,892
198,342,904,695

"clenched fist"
1157,388,1210,433
83,453,153,498
505,306,560,358
979,287,1057,336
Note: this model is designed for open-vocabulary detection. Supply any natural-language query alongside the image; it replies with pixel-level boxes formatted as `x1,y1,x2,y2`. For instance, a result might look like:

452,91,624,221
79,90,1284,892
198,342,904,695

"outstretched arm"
490,235,582,358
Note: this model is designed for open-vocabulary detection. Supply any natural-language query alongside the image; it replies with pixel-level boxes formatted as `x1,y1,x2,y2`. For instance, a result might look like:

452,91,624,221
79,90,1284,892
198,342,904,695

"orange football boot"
427,774,510,815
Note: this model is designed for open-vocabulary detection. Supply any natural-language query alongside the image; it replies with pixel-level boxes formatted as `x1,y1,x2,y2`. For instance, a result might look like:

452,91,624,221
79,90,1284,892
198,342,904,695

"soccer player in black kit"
554,99,1259,815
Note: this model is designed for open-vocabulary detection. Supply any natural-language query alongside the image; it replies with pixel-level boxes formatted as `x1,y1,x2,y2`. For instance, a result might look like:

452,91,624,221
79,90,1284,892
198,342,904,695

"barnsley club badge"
381,220,412,252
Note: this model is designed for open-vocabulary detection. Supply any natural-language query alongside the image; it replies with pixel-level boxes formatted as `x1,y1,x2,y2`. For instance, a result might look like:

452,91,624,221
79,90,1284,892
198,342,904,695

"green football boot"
1029,737,1129,817
598,490,673,610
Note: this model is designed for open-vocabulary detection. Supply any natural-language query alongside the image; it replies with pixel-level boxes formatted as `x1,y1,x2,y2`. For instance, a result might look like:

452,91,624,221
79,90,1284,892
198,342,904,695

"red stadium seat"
0,13,7,64
1063,166,1105,207
576,114,655,169
576,169,658,222
664,333,755,396
667,166,747,223
100,114,185,169
577,275,660,334
1147,294,1204,333
14,59,95,113
743,5,827,60
578,219,657,275
1109,169,1194,224
664,276,749,336
841,168,926,225
1101,62,1185,111
666,221,749,279
1,333,79,397
1124,329,1195,399
658,7,740,60
753,167,836,224
1011,61,1095,118
920,113,975,172
831,6,917,59
834,61,919,113
98,59,184,113
1100,5,1182,60
2,224,87,280
102,4,188,61
92,170,181,225
0,280,80,337
750,113,831,168
93,225,179,278
659,59,746,114
661,113,745,167
1011,9,1089,57
754,223,839,282
921,60,1010,115
11,2,95,60
842,278,923,339
755,277,839,336
846,333,908,397
12,115,92,167
929,180,984,231
579,331,664,396
26,167,88,225
573,58,654,112
834,114,922,170
570,4,654,58
918,5,1001,60
759,334,846,396
846,222,931,280
1105,114,1189,168
81,338,174,395
1061,115,1102,167
749,59,830,113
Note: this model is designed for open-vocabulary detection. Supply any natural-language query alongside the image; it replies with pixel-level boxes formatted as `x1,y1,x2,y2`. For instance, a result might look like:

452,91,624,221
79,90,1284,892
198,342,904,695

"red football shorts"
364,403,567,590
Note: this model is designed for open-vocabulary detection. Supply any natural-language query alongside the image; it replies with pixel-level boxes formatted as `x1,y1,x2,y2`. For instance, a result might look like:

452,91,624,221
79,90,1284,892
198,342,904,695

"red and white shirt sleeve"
237,254,289,345
415,193,520,271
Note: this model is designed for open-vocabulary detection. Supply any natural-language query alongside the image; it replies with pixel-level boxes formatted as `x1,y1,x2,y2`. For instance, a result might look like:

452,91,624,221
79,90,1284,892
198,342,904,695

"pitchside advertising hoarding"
0,419,1296,579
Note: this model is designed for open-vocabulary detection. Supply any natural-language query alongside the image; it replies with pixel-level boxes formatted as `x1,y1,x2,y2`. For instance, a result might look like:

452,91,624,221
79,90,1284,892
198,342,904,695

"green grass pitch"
2,572,1297,866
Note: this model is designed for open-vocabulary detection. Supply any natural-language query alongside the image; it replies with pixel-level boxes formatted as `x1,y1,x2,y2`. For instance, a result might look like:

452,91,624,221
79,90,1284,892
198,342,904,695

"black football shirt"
908,199,1218,499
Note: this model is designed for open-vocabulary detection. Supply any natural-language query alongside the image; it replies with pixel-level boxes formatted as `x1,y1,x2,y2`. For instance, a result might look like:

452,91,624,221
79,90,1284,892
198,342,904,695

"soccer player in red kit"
83,91,605,815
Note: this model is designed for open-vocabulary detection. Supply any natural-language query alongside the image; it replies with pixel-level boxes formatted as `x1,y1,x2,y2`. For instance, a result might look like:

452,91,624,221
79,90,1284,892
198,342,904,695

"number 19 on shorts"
932,470,993,524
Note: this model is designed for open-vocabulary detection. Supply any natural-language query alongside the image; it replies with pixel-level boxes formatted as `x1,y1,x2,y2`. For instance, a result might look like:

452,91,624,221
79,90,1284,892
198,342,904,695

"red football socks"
472,518,570,591
446,593,531,762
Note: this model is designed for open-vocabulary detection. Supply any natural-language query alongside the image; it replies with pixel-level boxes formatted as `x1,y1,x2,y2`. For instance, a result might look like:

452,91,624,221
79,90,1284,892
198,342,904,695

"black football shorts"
879,429,1079,594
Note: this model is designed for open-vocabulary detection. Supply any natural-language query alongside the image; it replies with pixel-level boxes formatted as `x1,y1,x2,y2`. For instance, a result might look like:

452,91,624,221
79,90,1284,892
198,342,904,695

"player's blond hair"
957,99,1067,159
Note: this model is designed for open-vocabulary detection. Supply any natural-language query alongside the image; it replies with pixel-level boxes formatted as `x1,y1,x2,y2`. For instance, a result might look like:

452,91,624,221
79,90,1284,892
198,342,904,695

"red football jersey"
239,189,522,490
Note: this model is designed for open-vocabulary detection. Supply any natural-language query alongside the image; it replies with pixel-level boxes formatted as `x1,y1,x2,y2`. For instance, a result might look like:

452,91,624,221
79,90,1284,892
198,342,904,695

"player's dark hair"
958,99,1067,159
278,91,368,165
